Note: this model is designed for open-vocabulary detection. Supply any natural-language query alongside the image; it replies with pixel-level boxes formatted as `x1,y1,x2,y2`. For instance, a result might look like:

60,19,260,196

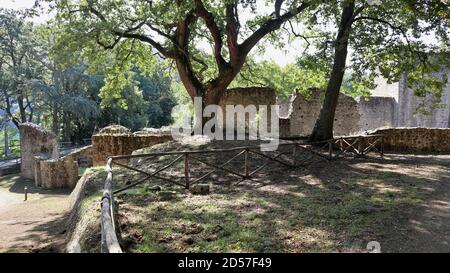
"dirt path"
0,175,70,253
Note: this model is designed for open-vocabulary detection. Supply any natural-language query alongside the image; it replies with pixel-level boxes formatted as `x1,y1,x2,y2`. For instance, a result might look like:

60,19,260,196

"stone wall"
219,87,276,132
278,68,450,138
396,70,450,128
33,146,93,189
63,145,93,167
287,89,360,137
39,158,79,188
91,129,173,166
19,123,59,179
370,127,450,152
358,96,397,132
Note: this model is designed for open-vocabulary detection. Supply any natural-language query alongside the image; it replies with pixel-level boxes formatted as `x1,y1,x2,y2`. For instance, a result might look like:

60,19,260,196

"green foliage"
0,8,45,124
231,60,328,98
0,8,178,144
99,67,177,131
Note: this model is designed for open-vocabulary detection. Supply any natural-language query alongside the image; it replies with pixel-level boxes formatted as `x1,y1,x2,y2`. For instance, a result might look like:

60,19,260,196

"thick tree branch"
274,0,285,18
226,2,240,66
87,1,175,58
194,0,228,72
175,11,204,98
239,2,309,56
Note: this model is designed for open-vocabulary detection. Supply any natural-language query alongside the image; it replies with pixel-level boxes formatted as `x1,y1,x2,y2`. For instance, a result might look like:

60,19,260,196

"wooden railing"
100,135,384,253
101,158,122,253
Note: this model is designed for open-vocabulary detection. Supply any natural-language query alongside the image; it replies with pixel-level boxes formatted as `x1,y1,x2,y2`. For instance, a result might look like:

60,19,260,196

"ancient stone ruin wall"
287,89,361,137
370,127,450,152
358,96,397,132
91,127,173,166
278,68,450,138
19,122,59,179
34,145,93,189
62,145,93,167
39,158,79,188
396,70,450,128
219,87,276,132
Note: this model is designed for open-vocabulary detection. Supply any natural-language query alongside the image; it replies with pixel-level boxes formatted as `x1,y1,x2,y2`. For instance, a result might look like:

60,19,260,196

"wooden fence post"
328,141,333,160
292,144,297,167
184,153,189,189
357,137,363,156
244,148,249,178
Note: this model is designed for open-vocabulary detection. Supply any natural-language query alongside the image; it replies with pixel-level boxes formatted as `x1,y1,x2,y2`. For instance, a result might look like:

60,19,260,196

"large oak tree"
47,0,316,127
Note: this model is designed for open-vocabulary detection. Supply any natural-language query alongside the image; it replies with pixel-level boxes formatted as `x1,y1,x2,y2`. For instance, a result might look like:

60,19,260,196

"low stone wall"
63,145,93,167
39,158,79,188
91,132,172,166
33,146,93,189
369,127,450,152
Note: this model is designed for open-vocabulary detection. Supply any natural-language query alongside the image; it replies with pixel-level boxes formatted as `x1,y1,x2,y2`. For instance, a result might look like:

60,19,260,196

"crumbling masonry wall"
396,70,450,128
34,145,92,189
219,87,276,132
91,129,173,166
370,128,450,152
39,157,79,188
285,90,361,137
19,122,59,179
358,96,397,132
280,92,401,138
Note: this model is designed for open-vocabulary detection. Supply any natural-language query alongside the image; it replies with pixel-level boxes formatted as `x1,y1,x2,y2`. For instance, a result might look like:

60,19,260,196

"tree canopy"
47,0,318,113
0,8,178,145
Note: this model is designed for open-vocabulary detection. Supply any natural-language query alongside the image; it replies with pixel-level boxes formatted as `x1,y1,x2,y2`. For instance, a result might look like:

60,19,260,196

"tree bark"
4,127,9,157
17,95,27,123
52,103,59,135
309,1,355,142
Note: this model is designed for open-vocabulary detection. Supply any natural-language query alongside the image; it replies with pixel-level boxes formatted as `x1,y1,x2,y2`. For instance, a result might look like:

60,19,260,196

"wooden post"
292,144,297,167
24,186,27,201
380,136,384,158
328,141,333,160
357,137,363,156
244,148,249,178
184,153,189,189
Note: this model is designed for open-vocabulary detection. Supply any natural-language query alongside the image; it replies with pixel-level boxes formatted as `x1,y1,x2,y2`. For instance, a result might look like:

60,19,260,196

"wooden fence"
100,135,384,253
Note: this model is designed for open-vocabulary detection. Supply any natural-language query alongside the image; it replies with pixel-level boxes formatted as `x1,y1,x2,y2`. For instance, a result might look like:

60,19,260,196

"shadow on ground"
109,141,450,253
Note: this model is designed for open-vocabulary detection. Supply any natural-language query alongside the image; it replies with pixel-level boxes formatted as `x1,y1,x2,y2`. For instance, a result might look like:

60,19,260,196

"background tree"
1,8,179,147
297,0,449,142
32,65,102,140
0,8,45,127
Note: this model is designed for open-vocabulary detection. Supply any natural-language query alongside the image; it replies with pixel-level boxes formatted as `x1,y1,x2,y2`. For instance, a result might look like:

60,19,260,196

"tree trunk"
4,127,9,157
52,103,59,135
192,86,225,135
309,1,355,142
17,95,27,123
